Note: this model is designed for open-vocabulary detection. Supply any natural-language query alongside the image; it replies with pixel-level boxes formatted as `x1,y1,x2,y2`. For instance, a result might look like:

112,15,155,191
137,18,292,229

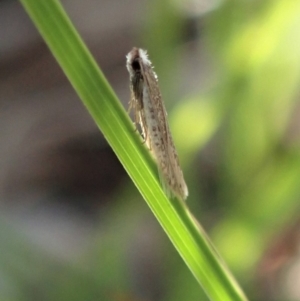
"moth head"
126,47,151,76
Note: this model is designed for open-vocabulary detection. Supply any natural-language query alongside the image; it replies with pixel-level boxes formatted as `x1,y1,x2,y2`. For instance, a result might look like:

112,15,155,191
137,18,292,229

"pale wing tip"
183,184,189,200
172,187,188,202
179,182,189,201
159,173,189,201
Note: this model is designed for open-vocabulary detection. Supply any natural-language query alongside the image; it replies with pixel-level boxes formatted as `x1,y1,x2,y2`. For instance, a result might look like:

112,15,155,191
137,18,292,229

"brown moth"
126,47,188,201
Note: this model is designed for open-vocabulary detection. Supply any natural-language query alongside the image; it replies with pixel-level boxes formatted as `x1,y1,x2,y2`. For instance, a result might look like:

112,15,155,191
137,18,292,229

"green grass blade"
19,0,248,300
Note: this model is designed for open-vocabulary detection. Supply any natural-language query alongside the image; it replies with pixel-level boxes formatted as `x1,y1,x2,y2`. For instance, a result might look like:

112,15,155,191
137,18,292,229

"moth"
126,47,188,201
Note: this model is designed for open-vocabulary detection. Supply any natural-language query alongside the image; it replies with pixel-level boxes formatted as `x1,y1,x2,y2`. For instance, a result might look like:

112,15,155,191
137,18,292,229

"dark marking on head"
131,59,141,72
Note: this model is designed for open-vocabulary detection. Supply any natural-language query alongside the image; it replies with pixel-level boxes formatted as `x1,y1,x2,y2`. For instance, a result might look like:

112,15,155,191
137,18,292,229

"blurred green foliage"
143,0,300,299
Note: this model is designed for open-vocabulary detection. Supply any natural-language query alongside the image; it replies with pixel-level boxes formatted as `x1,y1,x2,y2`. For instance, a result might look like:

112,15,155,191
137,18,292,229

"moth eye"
131,59,141,71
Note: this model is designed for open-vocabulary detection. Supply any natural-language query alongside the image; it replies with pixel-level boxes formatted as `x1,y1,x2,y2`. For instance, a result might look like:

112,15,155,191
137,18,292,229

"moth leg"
139,111,151,149
128,96,140,133
140,114,147,144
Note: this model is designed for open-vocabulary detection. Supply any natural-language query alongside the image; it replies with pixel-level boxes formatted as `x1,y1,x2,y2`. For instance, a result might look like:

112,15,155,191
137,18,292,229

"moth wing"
142,64,188,200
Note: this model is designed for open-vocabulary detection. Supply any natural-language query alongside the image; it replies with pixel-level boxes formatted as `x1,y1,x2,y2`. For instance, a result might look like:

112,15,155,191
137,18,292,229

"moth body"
126,47,188,201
